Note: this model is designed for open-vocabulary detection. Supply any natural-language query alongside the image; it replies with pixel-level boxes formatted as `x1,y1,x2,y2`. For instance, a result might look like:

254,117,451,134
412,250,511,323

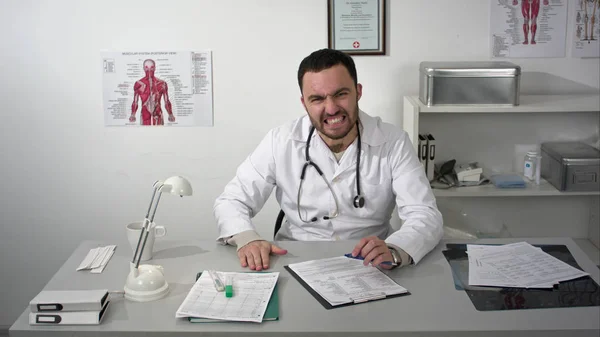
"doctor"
214,48,443,271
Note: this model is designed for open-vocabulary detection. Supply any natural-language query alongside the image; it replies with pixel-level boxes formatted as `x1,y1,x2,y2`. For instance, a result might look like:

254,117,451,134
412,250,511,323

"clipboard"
284,265,410,310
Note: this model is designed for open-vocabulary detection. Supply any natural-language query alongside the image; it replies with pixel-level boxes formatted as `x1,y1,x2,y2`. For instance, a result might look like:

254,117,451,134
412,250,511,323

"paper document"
176,271,279,323
286,256,408,306
76,245,116,273
467,242,589,288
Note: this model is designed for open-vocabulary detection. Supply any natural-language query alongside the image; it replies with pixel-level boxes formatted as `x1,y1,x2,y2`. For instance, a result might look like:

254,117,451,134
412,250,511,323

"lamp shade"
161,176,193,196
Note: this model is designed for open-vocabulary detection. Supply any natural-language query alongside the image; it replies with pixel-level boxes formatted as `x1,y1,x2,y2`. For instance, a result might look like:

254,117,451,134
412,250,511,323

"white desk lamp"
124,176,193,302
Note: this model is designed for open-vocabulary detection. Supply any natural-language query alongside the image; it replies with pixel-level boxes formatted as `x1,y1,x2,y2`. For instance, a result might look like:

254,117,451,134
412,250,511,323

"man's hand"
168,114,175,122
129,115,136,122
237,240,287,271
351,236,394,270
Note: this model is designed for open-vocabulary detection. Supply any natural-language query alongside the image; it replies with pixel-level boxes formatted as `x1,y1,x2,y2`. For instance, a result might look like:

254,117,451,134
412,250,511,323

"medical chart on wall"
571,0,600,57
102,50,213,127
490,0,568,58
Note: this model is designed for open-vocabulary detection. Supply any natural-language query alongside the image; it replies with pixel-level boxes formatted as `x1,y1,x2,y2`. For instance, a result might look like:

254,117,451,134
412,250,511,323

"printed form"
286,256,407,306
467,242,589,288
176,271,278,323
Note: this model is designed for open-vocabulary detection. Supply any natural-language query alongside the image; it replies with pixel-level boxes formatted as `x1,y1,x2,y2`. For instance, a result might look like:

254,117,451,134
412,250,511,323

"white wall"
0,0,598,327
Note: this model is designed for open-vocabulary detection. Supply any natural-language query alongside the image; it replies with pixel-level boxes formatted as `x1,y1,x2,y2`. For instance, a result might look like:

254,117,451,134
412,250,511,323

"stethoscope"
297,121,365,223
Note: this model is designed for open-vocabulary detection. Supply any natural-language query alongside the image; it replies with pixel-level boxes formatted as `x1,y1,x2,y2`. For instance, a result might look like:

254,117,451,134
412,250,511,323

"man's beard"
309,104,359,140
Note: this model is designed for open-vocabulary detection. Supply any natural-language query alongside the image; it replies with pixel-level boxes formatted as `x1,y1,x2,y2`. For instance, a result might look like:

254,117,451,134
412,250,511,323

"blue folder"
490,174,526,188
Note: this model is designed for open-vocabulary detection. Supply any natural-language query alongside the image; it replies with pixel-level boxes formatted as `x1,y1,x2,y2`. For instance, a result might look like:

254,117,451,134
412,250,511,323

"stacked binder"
418,133,436,181
28,289,110,325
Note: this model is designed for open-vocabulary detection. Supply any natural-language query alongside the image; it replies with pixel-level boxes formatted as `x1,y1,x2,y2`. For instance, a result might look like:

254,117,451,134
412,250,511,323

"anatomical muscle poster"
572,0,600,57
490,0,568,58
102,50,213,126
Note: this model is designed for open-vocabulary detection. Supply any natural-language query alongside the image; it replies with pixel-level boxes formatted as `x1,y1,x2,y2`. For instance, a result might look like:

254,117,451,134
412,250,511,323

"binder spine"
37,303,63,312
29,301,110,325
418,134,427,168
35,314,62,324
426,134,436,182
29,290,109,312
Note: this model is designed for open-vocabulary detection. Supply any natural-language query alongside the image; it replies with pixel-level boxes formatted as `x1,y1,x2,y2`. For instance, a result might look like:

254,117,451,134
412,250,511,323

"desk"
10,238,600,337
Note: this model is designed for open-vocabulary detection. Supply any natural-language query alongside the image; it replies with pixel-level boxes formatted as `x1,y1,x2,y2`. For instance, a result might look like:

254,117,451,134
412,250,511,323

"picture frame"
327,0,386,55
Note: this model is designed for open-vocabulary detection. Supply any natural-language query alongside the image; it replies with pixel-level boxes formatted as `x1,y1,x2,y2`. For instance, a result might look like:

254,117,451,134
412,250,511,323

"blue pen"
344,253,396,266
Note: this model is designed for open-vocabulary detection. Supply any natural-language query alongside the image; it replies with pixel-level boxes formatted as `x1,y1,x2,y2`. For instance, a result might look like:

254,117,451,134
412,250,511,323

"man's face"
300,64,362,142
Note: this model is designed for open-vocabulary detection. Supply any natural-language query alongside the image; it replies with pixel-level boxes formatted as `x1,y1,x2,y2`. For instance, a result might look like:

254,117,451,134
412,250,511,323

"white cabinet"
402,94,600,263
403,94,600,198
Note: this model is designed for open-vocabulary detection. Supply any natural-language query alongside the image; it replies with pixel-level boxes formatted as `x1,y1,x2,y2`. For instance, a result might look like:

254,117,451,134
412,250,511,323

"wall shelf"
405,94,600,114
402,93,599,249
433,178,600,197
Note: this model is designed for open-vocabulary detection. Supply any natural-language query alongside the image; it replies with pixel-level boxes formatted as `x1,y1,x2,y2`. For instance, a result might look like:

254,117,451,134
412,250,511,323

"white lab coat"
214,111,443,263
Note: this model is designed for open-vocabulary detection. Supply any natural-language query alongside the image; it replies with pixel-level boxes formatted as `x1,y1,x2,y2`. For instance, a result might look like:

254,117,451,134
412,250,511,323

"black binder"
284,265,410,310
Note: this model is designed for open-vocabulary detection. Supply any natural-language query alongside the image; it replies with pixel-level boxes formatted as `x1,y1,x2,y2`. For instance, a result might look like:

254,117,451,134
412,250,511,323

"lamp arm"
135,191,164,268
148,190,164,224
131,182,164,265
144,181,162,219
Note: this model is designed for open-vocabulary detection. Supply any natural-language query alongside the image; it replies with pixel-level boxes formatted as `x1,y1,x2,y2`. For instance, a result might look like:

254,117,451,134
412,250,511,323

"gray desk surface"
10,237,600,337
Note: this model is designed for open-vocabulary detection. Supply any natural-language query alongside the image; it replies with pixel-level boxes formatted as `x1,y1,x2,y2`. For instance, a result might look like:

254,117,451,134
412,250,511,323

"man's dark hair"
297,48,358,92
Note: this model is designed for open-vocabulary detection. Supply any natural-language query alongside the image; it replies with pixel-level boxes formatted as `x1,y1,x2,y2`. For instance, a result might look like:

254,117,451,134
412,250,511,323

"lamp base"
124,263,169,302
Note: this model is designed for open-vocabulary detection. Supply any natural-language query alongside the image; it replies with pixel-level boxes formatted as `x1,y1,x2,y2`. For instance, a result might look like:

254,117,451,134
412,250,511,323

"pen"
344,253,397,266
208,270,225,292
225,275,233,298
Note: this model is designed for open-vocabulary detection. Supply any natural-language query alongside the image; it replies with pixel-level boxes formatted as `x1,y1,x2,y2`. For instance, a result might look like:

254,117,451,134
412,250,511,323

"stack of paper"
176,271,279,323
76,245,116,274
467,242,589,288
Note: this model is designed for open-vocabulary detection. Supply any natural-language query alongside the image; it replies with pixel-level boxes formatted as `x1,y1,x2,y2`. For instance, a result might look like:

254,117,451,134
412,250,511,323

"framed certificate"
327,0,386,55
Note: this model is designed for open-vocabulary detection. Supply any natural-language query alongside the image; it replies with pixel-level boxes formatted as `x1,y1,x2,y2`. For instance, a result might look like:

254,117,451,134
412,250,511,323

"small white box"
455,162,483,182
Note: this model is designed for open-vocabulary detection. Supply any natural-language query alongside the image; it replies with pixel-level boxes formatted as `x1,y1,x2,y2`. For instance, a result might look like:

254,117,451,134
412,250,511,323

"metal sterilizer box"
541,142,600,192
419,61,521,106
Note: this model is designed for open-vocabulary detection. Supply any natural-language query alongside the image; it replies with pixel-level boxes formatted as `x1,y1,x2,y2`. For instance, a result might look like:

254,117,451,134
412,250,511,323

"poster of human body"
572,0,600,57
102,50,213,126
490,0,568,58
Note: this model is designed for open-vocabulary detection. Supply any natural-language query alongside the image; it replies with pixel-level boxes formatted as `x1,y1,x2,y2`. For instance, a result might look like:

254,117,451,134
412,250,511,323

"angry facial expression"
300,64,362,143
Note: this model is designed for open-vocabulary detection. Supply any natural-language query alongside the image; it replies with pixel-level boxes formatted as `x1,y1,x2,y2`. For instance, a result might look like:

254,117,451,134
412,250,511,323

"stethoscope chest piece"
353,195,365,208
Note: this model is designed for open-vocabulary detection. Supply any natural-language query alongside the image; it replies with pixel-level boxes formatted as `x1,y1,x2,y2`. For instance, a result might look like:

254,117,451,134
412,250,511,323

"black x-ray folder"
443,243,600,311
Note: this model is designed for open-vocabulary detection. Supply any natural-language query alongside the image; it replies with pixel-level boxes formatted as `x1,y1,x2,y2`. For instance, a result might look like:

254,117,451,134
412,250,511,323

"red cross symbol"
353,41,360,48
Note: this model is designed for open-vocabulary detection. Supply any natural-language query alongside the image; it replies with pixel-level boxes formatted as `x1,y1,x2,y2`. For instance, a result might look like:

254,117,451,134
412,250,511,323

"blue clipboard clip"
344,253,397,267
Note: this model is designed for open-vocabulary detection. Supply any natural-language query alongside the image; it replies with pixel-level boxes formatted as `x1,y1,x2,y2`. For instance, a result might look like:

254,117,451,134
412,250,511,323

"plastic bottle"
523,151,541,184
